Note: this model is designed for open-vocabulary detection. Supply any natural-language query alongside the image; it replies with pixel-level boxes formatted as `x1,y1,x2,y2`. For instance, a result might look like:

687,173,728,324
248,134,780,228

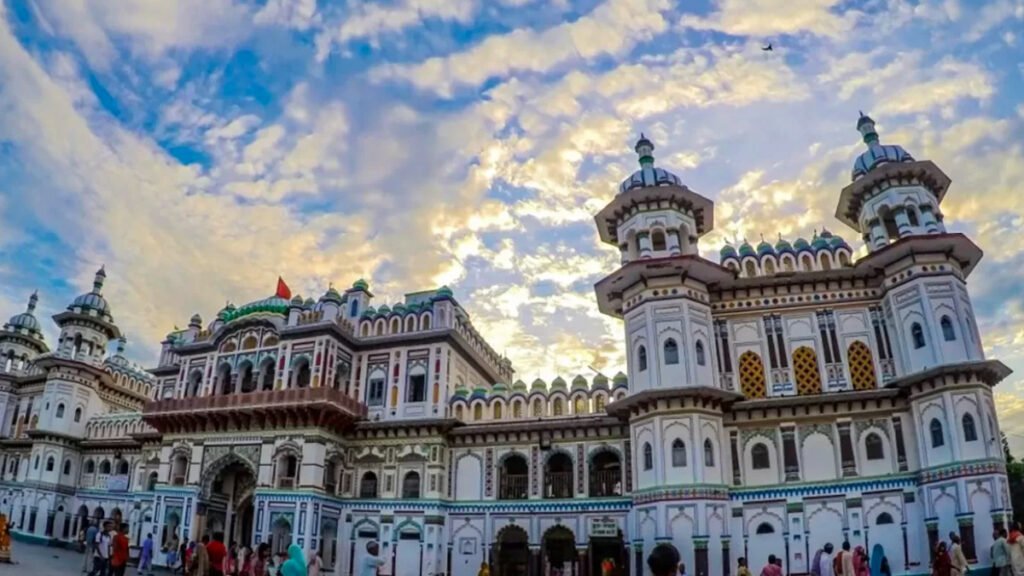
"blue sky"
1,0,1023,442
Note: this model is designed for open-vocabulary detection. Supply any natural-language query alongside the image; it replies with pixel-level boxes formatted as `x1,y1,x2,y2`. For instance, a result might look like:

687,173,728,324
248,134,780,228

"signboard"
590,518,619,538
106,475,129,492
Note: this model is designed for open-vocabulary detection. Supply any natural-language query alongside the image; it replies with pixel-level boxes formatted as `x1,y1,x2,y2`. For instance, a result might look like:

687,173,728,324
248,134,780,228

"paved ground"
0,541,166,576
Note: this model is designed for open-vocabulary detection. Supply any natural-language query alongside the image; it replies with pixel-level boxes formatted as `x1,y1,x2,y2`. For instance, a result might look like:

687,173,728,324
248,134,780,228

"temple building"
0,114,1012,576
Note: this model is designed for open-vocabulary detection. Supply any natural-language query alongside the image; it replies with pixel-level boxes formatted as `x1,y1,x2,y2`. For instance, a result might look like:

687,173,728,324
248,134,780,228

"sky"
0,0,1023,444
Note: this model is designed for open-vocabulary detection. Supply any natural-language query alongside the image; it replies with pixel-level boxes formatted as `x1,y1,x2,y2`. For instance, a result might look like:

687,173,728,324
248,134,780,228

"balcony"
143,386,368,433
544,472,573,499
498,474,529,500
277,477,296,489
172,475,186,486
588,469,622,497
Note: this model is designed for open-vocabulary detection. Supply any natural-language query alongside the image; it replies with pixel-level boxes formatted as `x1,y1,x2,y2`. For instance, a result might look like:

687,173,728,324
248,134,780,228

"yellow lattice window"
739,351,766,399
792,346,822,395
848,341,878,390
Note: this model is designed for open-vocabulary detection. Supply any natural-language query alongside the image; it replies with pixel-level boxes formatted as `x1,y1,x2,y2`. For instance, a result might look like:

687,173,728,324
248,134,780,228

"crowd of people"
932,525,1024,576
78,521,328,576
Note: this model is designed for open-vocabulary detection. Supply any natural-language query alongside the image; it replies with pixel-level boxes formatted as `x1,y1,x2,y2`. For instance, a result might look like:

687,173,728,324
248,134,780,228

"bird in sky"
762,43,773,51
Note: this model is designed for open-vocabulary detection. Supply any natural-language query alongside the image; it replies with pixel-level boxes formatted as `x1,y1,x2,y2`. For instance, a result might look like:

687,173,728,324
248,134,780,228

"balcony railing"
544,471,573,499
278,477,296,489
144,386,368,418
588,469,622,497
498,474,529,500
172,475,186,486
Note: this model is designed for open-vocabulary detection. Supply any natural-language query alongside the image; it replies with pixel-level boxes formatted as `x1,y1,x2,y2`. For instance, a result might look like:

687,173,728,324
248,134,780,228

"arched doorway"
271,515,293,556
544,453,573,499
495,525,529,576
200,457,256,548
590,527,625,576
543,525,577,576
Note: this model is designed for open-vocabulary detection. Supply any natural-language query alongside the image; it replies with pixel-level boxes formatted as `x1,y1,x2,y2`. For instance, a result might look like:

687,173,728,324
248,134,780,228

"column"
893,208,912,237
638,233,652,259
722,539,731,576
837,423,857,477
959,517,977,561
694,538,709,576
578,547,588,576
530,546,541,576
667,230,681,256
781,427,799,481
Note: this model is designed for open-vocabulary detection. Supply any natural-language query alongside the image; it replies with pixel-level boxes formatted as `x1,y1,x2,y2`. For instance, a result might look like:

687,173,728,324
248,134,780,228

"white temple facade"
0,115,1012,576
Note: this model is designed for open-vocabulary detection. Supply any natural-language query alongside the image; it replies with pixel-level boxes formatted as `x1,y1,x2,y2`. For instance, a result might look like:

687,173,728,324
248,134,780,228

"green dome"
738,240,755,258
550,376,567,390
592,374,609,389
811,234,830,251
756,239,774,256
452,386,469,398
571,375,588,390
794,238,811,252
320,286,344,304
774,237,794,254
612,372,628,388
512,380,528,392
530,378,547,392
361,306,376,317
352,279,369,290
393,303,407,314
492,382,508,395
377,304,391,314
720,244,738,260
435,286,454,298
290,295,303,306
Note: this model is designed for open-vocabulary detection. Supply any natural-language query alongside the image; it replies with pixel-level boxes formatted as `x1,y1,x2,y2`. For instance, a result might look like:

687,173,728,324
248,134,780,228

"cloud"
254,0,320,30
317,0,476,58
679,0,860,38
369,0,671,96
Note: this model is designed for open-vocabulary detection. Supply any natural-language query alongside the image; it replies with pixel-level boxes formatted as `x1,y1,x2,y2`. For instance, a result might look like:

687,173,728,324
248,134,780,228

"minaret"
596,136,736,576
54,265,121,362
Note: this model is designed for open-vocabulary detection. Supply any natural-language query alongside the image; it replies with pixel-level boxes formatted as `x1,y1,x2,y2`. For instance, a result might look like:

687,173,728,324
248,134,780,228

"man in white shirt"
360,541,386,576
87,520,113,576
819,543,835,576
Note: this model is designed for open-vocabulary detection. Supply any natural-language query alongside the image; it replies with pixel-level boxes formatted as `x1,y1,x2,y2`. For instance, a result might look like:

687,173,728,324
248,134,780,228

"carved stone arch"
541,523,576,542
745,510,785,536
199,452,257,500
495,523,529,543
497,450,529,468
351,518,380,539
274,441,303,462
542,447,574,467
392,518,424,542
450,520,484,544
805,502,844,524
587,444,623,465
743,432,777,452
289,353,311,367
864,500,902,524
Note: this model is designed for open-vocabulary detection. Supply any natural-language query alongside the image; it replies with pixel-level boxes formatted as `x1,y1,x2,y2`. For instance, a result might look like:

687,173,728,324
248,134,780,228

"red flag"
276,276,292,300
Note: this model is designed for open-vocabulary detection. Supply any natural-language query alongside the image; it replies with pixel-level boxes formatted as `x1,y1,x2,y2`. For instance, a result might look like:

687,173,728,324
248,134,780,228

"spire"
857,111,878,145
92,265,107,294
27,290,38,313
116,335,126,354
635,133,655,167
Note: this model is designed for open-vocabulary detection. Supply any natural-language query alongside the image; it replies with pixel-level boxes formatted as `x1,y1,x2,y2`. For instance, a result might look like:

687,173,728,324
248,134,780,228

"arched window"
907,207,920,227
359,472,379,498
473,404,483,421
930,418,944,448
962,413,978,442
756,523,775,534
118,459,130,475
147,471,158,491
865,433,884,460
349,300,359,317
63,459,71,475
260,361,276,391
671,439,687,467
704,439,715,467
532,399,543,417
239,362,255,393
277,455,298,488
744,260,757,277
74,407,82,422
941,316,956,341
642,442,653,471
401,471,421,499
56,403,65,418
595,395,606,412
764,259,776,275
85,459,95,474
293,359,311,389
637,345,648,372
574,397,586,414
663,339,679,365
801,254,814,271
553,399,564,416
651,230,667,251
46,457,55,472
455,405,464,420
751,443,770,470
493,403,503,419
406,368,427,403
99,460,111,474
875,512,895,525
911,323,926,349
512,401,523,418
695,341,706,366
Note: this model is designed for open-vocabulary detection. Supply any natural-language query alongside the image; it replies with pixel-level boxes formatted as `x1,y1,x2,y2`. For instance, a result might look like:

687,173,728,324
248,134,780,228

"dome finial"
92,265,106,293
116,335,126,354
27,291,38,313
856,111,878,146
634,133,655,167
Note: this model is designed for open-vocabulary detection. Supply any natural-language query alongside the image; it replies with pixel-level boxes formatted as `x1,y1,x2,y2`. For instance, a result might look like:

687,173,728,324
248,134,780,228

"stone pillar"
667,230,681,256
893,208,912,237
722,539,731,576
694,538,709,576
638,233,652,259
578,547,588,576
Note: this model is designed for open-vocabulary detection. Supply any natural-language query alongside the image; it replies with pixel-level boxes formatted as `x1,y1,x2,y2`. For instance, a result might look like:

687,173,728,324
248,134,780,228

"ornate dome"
69,266,110,316
5,292,42,337
738,240,755,258
756,238,774,256
470,386,489,400
811,233,831,252
851,113,914,181
619,134,683,194
775,236,794,254
612,372,628,389
530,378,547,392
571,375,588,391
550,376,567,391
793,238,812,253
320,285,344,304
720,243,738,260
434,286,454,299
189,313,203,328
592,373,609,390
492,382,508,395
512,380,528,393
351,279,369,291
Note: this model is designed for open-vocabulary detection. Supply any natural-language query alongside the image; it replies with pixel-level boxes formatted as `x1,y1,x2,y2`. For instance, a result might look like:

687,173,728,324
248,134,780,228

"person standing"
193,535,211,576
307,549,323,576
360,541,386,576
1008,523,1024,576
208,532,228,576
110,523,130,576
736,557,753,576
950,534,968,576
138,533,154,576
995,529,1013,576
88,521,113,576
933,542,952,576
834,542,854,576
819,543,835,576
83,521,99,574
760,555,781,576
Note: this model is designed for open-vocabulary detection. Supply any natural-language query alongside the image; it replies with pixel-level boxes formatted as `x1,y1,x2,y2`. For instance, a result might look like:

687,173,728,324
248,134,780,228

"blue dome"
811,234,831,251
619,134,684,193
6,292,41,335
793,238,812,252
720,244,738,260
774,237,794,254
830,235,850,249
71,292,109,314
612,372,628,389
851,114,914,181
320,286,344,304
738,240,755,258
756,239,774,256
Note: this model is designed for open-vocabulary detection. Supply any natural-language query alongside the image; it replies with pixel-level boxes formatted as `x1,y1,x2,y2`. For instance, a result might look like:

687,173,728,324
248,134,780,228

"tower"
596,136,736,576
0,291,48,371
54,266,121,361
